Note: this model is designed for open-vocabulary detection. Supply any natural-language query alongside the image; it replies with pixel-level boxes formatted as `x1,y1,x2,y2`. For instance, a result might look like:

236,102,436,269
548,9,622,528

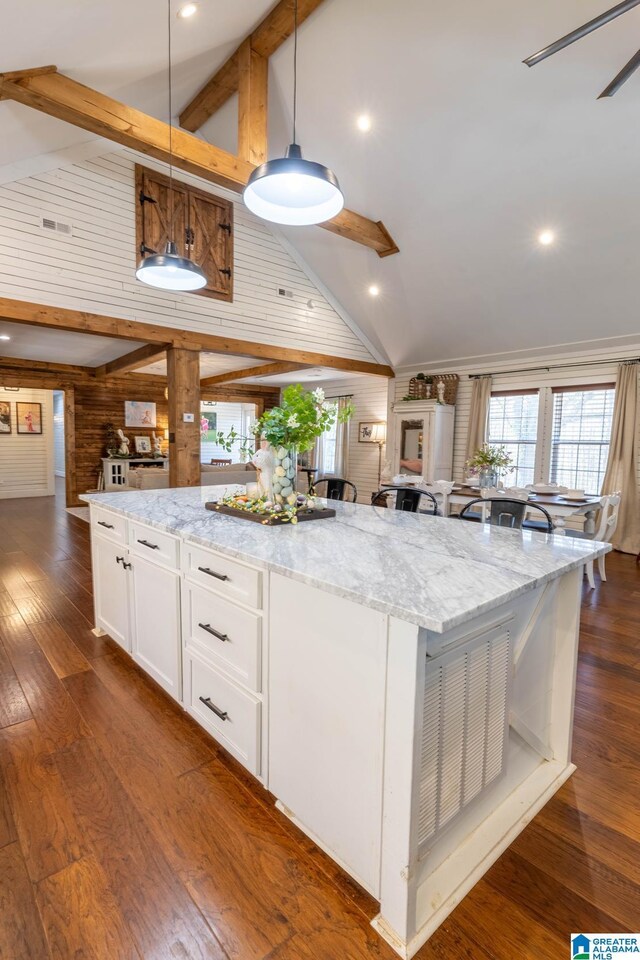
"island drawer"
183,583,262,692
186,654,261,776
91,506,126,544
128,521,179,570
183,542,262,609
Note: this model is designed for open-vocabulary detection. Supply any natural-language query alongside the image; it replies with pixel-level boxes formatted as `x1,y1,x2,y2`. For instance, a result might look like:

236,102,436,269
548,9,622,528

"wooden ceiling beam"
179,0,326,132
201,359,310,387
237,38,268,166
0,298,394,377
94,343,169,379
0,67,398,257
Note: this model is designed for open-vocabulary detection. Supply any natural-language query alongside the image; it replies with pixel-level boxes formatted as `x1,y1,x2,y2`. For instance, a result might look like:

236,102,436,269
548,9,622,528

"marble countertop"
81,486,610,633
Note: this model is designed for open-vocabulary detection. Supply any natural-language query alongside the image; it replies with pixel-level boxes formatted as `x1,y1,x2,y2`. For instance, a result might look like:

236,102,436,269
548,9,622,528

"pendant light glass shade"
244,143,344,226
136,241,207,291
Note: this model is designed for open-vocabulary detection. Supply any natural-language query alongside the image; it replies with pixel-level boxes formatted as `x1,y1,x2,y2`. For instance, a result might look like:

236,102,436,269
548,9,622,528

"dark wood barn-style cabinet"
135,164,234,302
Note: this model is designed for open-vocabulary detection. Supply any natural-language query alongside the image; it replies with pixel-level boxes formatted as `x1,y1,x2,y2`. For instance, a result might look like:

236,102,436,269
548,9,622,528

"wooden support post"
237,39,268,166
63,386,77,507
167,347,201,488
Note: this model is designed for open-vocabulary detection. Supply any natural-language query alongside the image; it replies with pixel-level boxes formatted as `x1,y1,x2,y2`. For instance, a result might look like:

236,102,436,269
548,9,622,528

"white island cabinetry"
84,487,609,960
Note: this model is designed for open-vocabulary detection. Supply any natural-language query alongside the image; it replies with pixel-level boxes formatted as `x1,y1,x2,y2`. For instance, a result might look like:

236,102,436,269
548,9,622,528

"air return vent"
41,216,72,236
418,623,511,850
276,286,293,298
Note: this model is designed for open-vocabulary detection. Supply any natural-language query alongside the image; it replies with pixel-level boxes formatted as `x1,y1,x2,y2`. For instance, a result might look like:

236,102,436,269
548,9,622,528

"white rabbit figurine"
116,429,130,457
251,441,274,500
151,431,162,457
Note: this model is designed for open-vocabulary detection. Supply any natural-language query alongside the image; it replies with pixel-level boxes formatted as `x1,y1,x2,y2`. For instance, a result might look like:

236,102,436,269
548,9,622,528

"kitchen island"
82,485,609,959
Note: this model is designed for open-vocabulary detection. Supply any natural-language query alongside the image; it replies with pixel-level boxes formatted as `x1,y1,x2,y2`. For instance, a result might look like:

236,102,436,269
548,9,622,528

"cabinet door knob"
199,696,228,721
137,539,159,550
198,622,229,642
98,520,115,529
197,566,229,582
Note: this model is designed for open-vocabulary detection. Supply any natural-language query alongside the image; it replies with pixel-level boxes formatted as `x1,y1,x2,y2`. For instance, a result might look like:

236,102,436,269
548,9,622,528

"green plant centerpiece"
465,443,513,489
215,385,353,523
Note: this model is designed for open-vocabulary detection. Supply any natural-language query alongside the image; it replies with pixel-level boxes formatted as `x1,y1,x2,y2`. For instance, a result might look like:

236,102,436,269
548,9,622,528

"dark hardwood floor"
0,489,638,960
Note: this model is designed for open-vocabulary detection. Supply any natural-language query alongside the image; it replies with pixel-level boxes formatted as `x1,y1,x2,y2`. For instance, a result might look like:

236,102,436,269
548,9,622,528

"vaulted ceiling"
2,0,640,370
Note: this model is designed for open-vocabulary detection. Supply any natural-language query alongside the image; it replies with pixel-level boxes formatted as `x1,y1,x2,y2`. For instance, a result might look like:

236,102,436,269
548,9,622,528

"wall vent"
276,287,293,298
41,216,73,236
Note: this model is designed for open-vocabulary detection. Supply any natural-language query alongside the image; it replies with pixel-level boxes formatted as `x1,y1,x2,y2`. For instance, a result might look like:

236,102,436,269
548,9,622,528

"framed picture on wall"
0,401,11,434
358,422,377,443
134,436,152,454
16,402,42,435
125,400,156,428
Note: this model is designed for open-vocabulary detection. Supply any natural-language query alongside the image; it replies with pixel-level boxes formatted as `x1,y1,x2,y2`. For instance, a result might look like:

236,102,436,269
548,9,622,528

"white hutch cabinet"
391,400,455,482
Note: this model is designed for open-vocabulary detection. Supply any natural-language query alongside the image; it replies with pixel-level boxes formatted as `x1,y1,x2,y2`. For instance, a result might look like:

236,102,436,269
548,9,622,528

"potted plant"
466,444,513,489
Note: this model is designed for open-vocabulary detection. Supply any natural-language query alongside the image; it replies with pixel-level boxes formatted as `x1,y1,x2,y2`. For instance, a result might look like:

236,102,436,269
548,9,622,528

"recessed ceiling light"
538,229,555,246
0,334,10,341
177,2,198,18
356,114,372,132
368,284,380,297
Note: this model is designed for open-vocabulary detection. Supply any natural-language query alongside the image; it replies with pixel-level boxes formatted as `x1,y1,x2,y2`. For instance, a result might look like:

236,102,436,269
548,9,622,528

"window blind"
550,386,615,493
488,392,540,486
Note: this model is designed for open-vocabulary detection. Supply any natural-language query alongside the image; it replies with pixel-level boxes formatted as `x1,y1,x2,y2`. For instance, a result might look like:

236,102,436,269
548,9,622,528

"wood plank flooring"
0,490,638,960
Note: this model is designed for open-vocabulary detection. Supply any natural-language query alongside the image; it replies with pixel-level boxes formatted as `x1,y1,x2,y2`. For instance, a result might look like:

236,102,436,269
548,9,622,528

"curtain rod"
325,394,354,399
469,356,640,379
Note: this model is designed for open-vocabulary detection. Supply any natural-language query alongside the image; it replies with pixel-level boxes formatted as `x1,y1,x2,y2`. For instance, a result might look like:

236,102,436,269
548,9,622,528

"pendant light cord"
167,0,175,240
292,0,298,145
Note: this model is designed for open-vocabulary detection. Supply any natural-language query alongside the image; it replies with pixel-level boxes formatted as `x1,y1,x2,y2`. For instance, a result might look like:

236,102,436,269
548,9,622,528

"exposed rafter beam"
94,342,169,379
0,298,395,377
0,67,398,257
0,356,94,381
179,0,326,133
201,360,310,387
237,38,268,166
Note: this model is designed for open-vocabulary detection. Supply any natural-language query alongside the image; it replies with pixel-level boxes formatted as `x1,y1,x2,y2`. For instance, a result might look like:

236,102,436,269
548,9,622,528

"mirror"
399,419,423,475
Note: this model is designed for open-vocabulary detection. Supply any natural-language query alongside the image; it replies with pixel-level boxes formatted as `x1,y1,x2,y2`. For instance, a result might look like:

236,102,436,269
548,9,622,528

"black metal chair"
458,497,554,533
371,486,438,515
312,477,358,502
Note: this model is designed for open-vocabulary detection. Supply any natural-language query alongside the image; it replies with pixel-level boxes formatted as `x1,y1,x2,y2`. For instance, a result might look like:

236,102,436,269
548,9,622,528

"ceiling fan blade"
598,47,640,96
524,0,640,67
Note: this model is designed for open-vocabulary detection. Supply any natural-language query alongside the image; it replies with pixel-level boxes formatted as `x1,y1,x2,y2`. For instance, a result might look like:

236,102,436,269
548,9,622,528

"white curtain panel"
333,396,351,478
601,361,639,554
465,376,492,464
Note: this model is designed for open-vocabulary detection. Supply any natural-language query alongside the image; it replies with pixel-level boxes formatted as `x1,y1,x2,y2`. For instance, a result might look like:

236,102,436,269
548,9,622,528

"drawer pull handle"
137,539,160,550
116,556,124,565
198,566,229,582
198,622,229,642
98,520,115,529
199,696,228,721
122,561,132,571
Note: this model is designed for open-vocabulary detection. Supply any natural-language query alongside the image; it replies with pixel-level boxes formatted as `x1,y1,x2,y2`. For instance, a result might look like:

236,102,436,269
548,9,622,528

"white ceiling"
2,0,640,369
0,321,136,366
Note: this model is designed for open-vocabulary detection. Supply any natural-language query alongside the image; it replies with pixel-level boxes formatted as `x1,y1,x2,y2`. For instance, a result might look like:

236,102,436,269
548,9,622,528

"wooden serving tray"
205,502,336,525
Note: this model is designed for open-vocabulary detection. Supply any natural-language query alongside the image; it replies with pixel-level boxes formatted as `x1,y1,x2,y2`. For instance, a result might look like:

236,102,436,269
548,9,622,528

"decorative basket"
407,373,459,405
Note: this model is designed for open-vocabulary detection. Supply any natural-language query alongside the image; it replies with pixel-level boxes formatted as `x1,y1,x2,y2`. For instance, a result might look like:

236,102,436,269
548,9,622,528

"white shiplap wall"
0,387,54,499
200,401,256,464
316,375,389,503
0,149,376,362
395,346,640,488
53,390,65,477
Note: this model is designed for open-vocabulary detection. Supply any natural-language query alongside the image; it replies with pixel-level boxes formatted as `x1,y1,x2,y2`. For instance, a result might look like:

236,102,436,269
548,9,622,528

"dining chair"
565,491,621,587
458,497,554,533
371,486,438,514
312,477,358,502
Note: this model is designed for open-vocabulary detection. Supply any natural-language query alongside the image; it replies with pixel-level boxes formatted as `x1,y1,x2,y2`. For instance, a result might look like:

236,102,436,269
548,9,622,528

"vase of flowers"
466,443,513,489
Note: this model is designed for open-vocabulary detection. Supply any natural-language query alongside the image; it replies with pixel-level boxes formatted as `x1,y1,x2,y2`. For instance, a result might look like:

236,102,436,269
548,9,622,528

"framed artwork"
200,410,217,440
358,422,377,443
0,401,11,434
125,400,156,428
16,402,42,435
134,436,152,454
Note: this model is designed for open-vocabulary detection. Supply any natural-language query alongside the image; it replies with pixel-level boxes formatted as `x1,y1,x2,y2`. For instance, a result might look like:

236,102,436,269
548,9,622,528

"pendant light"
136,0,207,291
243,0,344,226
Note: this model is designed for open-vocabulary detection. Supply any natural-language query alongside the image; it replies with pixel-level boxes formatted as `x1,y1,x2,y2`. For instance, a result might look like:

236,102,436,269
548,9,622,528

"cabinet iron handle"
98,520,115,529
137,539,159,550
122,561,132,570
198,622,229,642
116,556,124,565
197,566,229,582
199,696,228,721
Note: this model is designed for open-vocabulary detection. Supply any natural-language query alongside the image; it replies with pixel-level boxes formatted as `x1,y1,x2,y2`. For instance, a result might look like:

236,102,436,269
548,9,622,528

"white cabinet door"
93,535,131,652
130,553,181,701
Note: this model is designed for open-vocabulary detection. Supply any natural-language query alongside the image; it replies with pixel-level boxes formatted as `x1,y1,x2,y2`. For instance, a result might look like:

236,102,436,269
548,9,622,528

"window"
488,392,539,486
200,402,255,464
319,406,338,474
550,386,615,493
